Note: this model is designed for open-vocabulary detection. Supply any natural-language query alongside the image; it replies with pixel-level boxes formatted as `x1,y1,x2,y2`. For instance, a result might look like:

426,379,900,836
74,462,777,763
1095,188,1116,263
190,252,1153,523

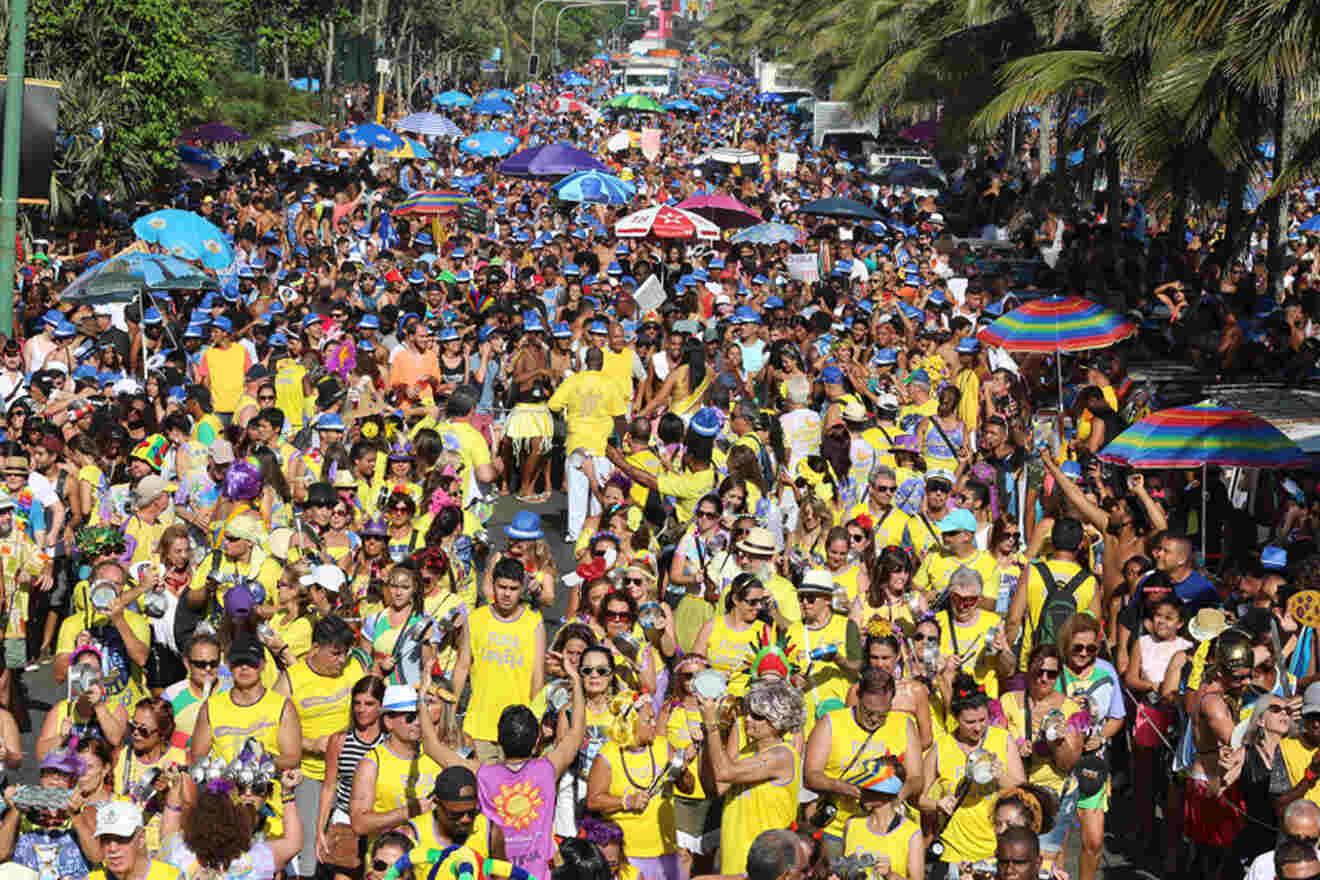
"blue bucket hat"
689,407,722,438
506,510,544,541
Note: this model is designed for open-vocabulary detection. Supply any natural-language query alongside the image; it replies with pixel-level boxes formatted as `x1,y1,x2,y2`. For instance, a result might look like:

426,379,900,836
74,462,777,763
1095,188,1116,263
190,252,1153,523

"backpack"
1032,562,1090,648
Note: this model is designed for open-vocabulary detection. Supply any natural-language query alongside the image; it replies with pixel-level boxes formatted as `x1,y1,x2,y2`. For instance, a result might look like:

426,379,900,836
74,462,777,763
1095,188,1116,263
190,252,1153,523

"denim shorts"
1040,783,1079,853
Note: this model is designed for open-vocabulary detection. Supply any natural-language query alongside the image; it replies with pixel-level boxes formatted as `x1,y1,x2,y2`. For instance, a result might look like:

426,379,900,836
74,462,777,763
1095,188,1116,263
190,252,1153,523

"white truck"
757,61,814,97
623,57,679,97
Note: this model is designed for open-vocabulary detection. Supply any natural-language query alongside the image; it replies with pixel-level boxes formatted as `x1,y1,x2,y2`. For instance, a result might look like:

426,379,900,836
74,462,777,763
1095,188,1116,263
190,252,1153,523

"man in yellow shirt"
620,418,661,508
189,513,282,601
548,347,627,542
88,801,185,880
897,370,937,434
954,338,982,441
606,407,721,528
197,316,253,424
1005,517,1101,668
912,508,998,607
602,322,640,412
123,475,175,567
848,466,912,550
437,388,501,510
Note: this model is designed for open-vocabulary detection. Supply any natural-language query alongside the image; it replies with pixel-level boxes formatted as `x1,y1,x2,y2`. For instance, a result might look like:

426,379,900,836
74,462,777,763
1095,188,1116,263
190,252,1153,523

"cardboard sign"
776,151,799,175
632,274,666,315
786,253,817,283
642,129,661,162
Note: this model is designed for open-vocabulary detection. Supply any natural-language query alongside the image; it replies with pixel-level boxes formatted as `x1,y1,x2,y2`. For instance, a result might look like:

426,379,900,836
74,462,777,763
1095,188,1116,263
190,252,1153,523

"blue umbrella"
499,144,607,178
459,131,520,158
730,222,798,245
132,209,234,270
756,93,784,104
339,123,405,151
482,89,517,103
553,170,636,205
434,90,473,107
663,99,703,113
396,112,462,138
471,99,513,116
451,173,485,191
798,197,882,221
560,71,590,86
1300,216,1320,232
693,87,726,99
61,252,220,305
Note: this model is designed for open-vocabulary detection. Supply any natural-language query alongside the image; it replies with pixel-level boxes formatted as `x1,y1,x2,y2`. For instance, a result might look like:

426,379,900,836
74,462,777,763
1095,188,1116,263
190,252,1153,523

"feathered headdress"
741,626,798,680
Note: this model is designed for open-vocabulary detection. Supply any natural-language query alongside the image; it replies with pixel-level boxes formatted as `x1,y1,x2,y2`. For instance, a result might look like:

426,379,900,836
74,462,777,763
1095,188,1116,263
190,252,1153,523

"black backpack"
1032,562,1090,647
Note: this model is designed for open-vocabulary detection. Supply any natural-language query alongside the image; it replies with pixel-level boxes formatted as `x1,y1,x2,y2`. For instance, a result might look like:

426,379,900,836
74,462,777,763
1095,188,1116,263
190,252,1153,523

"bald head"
1284,800,1320,838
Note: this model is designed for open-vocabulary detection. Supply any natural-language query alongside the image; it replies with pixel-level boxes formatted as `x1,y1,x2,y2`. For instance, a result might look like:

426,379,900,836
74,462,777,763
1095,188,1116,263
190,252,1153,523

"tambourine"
691,668,728,701
1288,590,1320,628
966,748,996,785
89,582,118,613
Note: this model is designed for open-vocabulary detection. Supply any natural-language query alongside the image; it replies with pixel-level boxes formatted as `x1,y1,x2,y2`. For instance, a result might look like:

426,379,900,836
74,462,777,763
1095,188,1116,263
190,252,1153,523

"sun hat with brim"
1188,608,1229,642
937,509,978,533
841,400,868,422
850,763,904,795
226,515,265,544
94,801,144,838
301,563,346,593
798,569,836,594
40,748,86,778
2,455,29,474
925,468,956,487
735,526,777,557
505,510,544,541
227,634,264,667
383,684,419,713
690,407,722,438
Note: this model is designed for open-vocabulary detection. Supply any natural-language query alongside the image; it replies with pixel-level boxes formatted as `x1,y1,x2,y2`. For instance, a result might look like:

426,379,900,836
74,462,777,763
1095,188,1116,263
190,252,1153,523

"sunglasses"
912,634,939,643
604,610,632,621
848,532,866,543
441,804,480,819
697,510,719,520
581,665,612,676
128,722,158,736
1071,644,1099,656
372,861,394,873
870,484,896,493
388,711,419,723
189,658,220,669
741,596,766,606
238,780,273,797
624,576,646,586
390,506,411,514
1034,667,1061,680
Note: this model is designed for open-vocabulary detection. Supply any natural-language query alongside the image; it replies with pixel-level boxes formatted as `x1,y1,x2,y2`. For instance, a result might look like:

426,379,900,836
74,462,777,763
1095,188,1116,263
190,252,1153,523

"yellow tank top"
205,344,248,413
599,739,677,858
207,687,285,760
820,707,915,839
931,726,1013,862
830,564,864,602
719,743,801,875
423,591,465,679
844,814,920,877
366,740,443,815
792,615,853,733
706,615,767,697
286,657,367,780
666,705,709,800
274,359,308,430
998,692,1083,795
463,605,543,742
938,610,1003,699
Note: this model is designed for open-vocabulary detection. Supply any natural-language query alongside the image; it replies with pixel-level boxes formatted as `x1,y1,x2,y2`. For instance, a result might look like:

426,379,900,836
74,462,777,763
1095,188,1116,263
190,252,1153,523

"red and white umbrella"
616,205,721,240
553,93,600,118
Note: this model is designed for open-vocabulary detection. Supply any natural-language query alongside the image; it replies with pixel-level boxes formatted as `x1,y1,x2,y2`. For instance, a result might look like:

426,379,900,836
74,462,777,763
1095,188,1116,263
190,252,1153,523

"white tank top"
1139,634,1192,685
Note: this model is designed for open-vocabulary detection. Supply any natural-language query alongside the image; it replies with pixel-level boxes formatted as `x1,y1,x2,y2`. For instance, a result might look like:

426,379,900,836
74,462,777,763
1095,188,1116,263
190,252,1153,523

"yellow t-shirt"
657,467,718,525
57,609,152,712
847,502,911,550
938,609,1004,698
1018,559,1099,668
89,859,183,880
667,705,709,800
929,726,1014,863
271,614,313,660
998,692,1085,795
792,615,854,729
435,420,493,507
705,615,769,697
818,707,916,839
956,368,981,436
365,740,443,815
602,346,638,405
202,344,249,413
720,742,801,875
913,549,999,602
123,510,176,567
843,815,921,879
547,370,628,456
1281,737,1320,807
275,358,309,431
625,448,662,507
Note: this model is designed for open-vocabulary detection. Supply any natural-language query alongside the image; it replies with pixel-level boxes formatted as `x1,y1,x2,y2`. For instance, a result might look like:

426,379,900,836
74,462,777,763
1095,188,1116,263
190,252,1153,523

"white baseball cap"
94,801,143,838
300,563,347,594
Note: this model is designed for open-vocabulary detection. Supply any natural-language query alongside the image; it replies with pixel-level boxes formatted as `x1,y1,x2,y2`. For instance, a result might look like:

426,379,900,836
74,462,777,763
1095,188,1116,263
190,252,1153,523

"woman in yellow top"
268,564,314,662
597,590,662,696
322,494,358,567
823,527,870,603
549,644,620,838
936,568,1007,701
843,756,924,880
114,697,188,854
787,496,831,569
987,516,1027,616
697,678,804,876
917,386,967,474
662,654,717,874
920,673,1025,869
37,643,129,759
692,574,772,698
587,691,695,880
640,341,710,422
360,566,436,687
849,630,934,754
851,546,922,635
414,546,466,681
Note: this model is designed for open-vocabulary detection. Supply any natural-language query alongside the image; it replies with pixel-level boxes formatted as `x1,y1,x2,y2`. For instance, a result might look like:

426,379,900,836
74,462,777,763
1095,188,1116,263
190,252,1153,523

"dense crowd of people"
0,50,1318,880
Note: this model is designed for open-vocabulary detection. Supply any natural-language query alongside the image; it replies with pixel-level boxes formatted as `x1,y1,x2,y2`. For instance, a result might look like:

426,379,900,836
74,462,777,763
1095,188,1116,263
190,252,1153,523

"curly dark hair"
182,788,255,869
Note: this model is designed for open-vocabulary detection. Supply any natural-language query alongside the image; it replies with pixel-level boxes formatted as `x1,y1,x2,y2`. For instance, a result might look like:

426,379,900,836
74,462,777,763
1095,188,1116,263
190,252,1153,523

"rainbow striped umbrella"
977,295,1135,352
390,190,474,217
1099,403,1308,470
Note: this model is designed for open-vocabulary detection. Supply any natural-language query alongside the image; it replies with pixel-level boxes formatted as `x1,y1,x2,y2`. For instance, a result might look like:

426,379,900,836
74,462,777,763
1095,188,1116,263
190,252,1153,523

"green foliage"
195,70,323,140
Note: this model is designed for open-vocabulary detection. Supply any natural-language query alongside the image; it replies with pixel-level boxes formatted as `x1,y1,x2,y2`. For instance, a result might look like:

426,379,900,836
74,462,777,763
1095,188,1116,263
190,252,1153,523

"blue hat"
250,257,266,270
690,407,723,438
294,246,309,257
237,266,255,280
956,337,980,354
606,261,623,276
415,232,434,247
733,306,761,325
142,307,163,325
588,320,609,335
709,257,725,269
505,510,544,541
222,285,241,301
752,274,769,285
903,368,930,387
478,326,497,343
73,364,99,382
455,270,472,283
42,309,63,327
211,316,233,333
316,413,346,431
451,248,466,258
1263,545,1288,571
436,327,459,342
523,310,546,333
184,324,205,340
1060,460,1083,479
269,332,288,346
928,289,947,306
821,365,844,384
692,269,709,282
765,296,785,309
382,685,419,713
268,301,284,315
408,270,425,285
873,348,898,366
360,314,380,330
616,242,630,255
168,386,187,404
936,508,977,533
552,322,573,339
268,246,283,258
563,263,580,276
621,276,638,289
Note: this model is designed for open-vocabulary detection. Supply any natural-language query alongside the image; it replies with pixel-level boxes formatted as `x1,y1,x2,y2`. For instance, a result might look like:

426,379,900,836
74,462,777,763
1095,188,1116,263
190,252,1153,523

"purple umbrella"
692,75,731,89
675,193,763,228
497,143,607,179
178,122,249,143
